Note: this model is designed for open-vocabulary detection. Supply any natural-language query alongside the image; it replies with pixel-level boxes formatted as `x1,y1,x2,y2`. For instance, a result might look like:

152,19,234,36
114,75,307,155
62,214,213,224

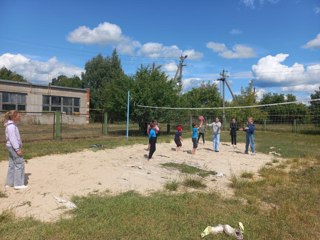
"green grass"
1,131,320,239
240,171,254,179
182,178,206,189
164,181,179,191
161,162,217,177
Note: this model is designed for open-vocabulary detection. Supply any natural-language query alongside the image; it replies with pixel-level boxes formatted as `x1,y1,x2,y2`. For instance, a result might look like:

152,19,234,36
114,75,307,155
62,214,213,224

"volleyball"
198,115,204,121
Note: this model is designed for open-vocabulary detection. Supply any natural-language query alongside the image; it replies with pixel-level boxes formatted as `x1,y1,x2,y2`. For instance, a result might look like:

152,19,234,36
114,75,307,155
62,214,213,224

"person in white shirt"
207,117,221,152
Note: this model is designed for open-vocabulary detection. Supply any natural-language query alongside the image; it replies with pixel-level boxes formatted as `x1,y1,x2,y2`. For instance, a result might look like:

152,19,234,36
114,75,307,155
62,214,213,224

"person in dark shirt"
243,117,255,155
229,118,238,148
174,125,183,151
148,123,157,160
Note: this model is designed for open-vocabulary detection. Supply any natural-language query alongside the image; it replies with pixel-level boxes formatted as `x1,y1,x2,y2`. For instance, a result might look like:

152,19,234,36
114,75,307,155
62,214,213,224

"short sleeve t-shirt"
192,127,198,139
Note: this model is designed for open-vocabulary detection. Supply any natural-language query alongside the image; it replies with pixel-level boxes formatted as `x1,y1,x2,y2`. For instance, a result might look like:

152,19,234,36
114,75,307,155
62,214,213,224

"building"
0,79,90,124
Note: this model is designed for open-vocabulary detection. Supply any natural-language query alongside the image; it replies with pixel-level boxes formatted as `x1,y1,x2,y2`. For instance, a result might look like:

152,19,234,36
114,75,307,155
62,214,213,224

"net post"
55,111,61,140
264,119,267,131
103,112,108,135
126,90,130,140
293,119,297,133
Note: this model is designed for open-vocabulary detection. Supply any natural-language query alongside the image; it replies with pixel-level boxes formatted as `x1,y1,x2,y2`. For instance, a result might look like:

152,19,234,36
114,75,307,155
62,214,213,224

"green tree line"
1,50,319,132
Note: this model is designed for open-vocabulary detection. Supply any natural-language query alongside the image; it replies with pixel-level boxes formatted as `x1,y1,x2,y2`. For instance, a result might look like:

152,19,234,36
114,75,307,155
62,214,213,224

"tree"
131,65,180,133
180,81,222,122
259,92,308,123
310,87,320,127
81,50,130,122
51,75,83,88
0,67,27,82
231,80,266,124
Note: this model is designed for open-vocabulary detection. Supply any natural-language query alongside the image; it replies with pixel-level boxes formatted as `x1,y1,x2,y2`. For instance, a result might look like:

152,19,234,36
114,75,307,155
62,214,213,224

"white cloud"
138,42,203,59
314,7,320,14
67,22,203,59
162,62,178,73
281,84,320,93
255,88,267,101
182,77,203,92
241,0,280,8
229,29,242,35
67,22,123,44
302,33,320,49
182,49,203,60
252,54,320,91
0,53,83,84
207,41,256,59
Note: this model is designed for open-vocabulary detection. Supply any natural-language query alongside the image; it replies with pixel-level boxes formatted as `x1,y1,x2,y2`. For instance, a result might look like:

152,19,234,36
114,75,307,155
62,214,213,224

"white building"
0,79,90,124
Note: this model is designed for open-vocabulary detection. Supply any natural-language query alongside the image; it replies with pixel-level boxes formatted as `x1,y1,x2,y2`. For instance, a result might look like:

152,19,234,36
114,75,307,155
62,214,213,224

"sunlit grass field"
0,131,319,239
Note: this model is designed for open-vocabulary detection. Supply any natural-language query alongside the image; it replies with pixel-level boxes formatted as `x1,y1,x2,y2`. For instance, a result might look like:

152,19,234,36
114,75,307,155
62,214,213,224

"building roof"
0,79,88,93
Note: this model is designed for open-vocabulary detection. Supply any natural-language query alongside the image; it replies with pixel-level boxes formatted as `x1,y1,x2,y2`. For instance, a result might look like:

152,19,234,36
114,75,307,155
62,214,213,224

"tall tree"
180,81,222,122
131,65,180,132
0,67,27,82
51,75,83,88
82,50,130,122
232,81,266,124
259,92,308,123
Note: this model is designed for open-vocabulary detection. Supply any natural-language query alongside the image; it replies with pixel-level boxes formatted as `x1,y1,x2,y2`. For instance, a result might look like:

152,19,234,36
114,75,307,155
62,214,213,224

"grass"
0,131,320,239
161,162,217,177
182,178,207,189
164,181,179,191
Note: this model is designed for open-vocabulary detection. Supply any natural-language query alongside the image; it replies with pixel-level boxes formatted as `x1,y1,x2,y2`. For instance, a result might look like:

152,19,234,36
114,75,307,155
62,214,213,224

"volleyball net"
135,98,320,134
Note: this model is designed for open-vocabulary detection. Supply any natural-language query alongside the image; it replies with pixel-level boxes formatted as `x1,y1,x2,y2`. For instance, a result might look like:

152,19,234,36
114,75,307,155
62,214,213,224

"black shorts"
174,139,182,147
192,138,198,149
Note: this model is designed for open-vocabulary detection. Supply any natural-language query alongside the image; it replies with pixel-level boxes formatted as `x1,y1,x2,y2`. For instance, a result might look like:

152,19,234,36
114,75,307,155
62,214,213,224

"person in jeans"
243,117,255,154
4,110,28,190
207,117,221,152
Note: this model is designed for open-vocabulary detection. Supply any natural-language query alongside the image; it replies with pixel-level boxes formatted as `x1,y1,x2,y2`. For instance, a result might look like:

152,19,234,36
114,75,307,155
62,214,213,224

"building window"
42,95,80,114
0,92,26,111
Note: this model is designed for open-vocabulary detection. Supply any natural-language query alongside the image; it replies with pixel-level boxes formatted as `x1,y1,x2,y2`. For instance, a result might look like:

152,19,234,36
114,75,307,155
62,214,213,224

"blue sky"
0,0,319,101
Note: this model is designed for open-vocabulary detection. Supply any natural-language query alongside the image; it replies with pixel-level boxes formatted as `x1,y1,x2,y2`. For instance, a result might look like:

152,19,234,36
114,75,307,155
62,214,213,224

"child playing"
148,122,157,160
191,121,203,155
197,123,206,144
4,110,28,190
174,125,183,151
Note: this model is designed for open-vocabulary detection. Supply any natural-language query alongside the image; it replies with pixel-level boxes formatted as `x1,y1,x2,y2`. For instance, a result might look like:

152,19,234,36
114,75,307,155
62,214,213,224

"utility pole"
217,69,228,129
174,55,188,87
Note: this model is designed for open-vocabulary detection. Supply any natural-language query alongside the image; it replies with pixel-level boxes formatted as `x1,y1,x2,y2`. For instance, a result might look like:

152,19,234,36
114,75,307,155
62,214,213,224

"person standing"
148,122,157,160
244,117,255,154
4,110,28,190
207,117,221,152
191,121,203,155
230,118,238,148
197,123,206,145
174,125,183,151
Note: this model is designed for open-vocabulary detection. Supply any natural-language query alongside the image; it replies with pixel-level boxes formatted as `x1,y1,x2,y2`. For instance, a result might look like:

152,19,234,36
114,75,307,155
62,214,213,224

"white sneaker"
14,185,28,190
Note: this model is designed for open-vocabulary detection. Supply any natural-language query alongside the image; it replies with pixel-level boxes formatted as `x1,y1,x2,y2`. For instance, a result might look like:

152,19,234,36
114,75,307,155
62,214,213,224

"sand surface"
0,140,275,222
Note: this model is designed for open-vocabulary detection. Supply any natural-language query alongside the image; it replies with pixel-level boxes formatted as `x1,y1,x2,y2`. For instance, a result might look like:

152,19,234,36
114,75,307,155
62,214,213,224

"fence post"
103,112,108,135
190,115,193,130
293,119,297,133
55,111,61,140
264,119,267,131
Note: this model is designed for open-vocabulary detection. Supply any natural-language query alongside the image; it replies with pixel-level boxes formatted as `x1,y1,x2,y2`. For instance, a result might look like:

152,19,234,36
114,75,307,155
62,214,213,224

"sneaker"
244,151,249,154
14,185,28,190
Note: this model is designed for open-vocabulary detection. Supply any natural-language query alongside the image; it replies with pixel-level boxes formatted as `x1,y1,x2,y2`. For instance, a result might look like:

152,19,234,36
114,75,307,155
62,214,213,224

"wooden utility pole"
217,69,229,128
174,55,188,87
